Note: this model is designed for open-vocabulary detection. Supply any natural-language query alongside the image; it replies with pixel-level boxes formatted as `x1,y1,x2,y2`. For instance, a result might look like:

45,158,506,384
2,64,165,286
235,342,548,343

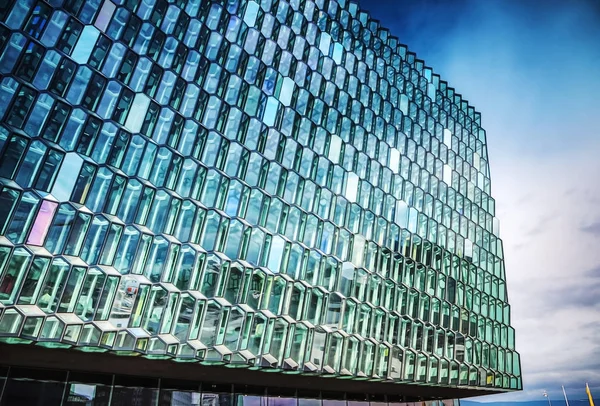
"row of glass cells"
0,2,506,308
0,0,510,340
0,366,462,406
0,169,507,289
0,203,510,324
0,0,499,235
2,0,495,193
0,0,520,391
0,0,500,274
0,2,496,244
0,246,520,384
0,0,504,334
0,49,505,278
0,82,500,254
0,127,507,282
0,50,508,302
0,243,515,346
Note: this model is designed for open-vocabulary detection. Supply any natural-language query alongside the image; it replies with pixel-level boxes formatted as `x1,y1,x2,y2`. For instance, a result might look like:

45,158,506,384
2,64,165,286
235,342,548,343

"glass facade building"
0,0,521,402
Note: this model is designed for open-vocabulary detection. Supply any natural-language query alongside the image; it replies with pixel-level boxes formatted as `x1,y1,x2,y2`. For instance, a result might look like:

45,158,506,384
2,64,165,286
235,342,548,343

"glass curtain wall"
0,0,520,394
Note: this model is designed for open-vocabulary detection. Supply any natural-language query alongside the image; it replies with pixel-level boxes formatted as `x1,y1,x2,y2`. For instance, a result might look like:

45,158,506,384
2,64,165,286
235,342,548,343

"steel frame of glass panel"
0,0,521,399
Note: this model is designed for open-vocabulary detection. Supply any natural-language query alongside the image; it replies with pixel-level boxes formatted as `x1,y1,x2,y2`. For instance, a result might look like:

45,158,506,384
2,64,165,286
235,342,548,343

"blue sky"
357,0,600,402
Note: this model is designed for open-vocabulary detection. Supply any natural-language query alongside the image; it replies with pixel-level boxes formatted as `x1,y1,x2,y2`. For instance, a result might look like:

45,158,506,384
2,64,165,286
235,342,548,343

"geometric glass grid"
0,0,521,393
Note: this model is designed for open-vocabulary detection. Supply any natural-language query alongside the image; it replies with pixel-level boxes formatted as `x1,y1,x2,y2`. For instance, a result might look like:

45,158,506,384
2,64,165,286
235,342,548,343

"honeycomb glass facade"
0,0,521,399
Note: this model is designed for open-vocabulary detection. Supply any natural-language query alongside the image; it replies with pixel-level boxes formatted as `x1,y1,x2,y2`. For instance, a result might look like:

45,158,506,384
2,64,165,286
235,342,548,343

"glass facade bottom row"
0,366,460,406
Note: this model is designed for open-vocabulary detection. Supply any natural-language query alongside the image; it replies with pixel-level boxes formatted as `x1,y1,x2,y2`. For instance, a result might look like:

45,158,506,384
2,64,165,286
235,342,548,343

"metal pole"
0,366,10,403
586,383,596,406
544,390,552,406
562,386,570,406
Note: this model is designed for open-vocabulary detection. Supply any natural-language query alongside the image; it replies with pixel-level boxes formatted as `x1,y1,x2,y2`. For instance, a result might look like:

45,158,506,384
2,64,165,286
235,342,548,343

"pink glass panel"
94,0,116,32
27,200,58,246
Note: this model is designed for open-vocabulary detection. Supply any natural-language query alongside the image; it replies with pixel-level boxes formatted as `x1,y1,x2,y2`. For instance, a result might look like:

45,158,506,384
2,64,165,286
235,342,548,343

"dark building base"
0,343,505,405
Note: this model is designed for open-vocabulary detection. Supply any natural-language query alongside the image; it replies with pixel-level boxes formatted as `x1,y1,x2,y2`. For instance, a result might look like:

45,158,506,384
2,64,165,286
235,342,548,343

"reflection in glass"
0,0,520,394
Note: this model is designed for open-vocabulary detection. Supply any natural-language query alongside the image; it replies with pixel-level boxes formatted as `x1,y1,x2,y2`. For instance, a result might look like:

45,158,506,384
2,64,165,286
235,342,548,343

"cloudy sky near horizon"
358,0,600,402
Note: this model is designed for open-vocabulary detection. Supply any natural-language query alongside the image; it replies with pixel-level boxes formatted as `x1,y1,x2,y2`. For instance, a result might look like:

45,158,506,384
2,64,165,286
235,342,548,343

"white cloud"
484,146,600,401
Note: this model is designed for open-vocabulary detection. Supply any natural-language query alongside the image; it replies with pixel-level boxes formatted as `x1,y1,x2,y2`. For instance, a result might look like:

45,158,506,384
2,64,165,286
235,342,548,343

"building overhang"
0,343,513,401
